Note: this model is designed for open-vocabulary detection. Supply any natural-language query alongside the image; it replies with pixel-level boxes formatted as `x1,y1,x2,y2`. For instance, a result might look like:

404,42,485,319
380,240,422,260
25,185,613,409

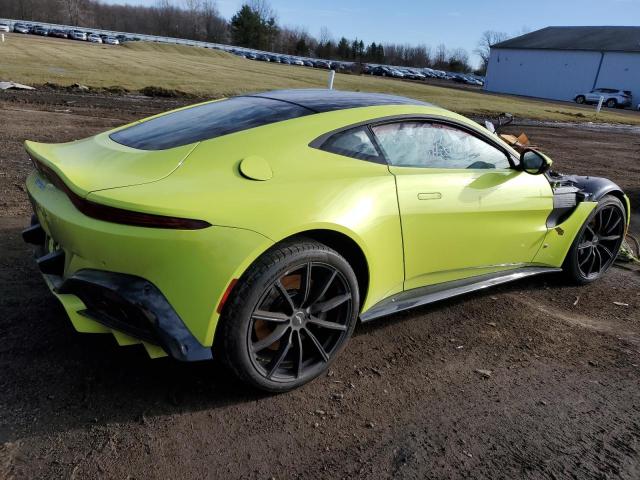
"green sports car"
23,89,630,391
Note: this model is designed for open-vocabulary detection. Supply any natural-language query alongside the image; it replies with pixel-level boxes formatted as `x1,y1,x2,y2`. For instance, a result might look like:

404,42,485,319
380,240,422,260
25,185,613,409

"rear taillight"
31,158,211,230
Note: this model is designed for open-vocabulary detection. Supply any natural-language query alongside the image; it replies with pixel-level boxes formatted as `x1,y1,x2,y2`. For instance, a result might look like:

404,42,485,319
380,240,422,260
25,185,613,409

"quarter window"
320,127,381,162
371,121,510,169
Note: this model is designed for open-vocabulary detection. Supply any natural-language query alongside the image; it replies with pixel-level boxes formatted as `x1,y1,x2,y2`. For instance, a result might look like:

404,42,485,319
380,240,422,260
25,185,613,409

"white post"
1,34,4,43
595,96,605,115
328,70,335,90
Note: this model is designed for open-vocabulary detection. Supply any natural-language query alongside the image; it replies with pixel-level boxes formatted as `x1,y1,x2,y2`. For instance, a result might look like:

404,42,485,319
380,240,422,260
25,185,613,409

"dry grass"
2,33,639,124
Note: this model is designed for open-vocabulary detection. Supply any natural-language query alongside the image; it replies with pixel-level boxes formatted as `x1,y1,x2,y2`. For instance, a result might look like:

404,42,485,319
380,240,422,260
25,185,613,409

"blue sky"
103,0,640,66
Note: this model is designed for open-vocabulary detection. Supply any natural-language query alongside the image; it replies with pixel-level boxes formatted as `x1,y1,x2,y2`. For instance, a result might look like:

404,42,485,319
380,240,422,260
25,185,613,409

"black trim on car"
56,269,213,362
361,267,561,322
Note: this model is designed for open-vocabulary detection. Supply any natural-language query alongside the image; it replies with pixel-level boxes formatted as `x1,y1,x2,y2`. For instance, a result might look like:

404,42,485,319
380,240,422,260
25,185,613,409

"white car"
69,31,87,41
574,88,632,109
87,33,102,43
0,23,10,32
104,36,120,45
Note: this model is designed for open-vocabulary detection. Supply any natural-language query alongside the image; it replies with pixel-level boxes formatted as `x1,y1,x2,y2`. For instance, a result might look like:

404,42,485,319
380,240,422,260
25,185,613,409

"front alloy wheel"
565,195,625,284
216,240,359,392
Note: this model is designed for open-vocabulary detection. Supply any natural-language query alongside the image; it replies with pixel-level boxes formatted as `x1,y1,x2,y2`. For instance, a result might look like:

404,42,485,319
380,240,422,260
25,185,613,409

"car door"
370,120,553,291
586,89,602,103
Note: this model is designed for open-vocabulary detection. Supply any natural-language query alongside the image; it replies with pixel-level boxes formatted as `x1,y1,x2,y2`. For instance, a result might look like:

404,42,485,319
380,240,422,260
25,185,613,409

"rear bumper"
24,170,274,357
24,218,212,361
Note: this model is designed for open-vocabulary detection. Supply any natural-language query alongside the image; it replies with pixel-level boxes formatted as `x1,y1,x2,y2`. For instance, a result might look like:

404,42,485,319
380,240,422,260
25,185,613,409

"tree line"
0,0,499,72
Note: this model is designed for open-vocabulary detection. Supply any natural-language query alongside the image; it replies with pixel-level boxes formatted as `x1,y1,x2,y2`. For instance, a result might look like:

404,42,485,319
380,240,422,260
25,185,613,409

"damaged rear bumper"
23,217,212,361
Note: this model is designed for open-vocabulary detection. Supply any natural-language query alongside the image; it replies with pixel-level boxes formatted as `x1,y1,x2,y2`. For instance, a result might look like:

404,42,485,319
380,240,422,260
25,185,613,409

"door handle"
417,192,442,200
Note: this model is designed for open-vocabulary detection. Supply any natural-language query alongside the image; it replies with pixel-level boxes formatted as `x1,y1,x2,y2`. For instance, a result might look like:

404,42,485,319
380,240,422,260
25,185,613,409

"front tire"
216,239,359,392
563,195,626,285
606,98,617,108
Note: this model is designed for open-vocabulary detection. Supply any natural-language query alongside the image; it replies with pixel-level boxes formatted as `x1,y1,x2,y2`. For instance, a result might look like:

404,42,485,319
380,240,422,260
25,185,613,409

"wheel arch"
572,175,629,224
215,227,371,330
281,229,370,309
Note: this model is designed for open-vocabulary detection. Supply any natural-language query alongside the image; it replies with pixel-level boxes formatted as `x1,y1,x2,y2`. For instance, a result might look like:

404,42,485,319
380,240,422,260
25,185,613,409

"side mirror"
520,149,552,175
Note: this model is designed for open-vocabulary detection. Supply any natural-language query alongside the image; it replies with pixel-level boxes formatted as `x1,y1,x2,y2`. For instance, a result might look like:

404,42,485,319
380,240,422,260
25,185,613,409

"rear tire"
575,95,586,104
215,239,359,392
563,195,626,285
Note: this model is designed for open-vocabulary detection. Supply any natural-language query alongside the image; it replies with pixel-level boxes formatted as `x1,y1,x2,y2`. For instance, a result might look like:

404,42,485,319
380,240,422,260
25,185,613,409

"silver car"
13,23,30,34
574,88,632,109
0,23,10,33
69,30,87,41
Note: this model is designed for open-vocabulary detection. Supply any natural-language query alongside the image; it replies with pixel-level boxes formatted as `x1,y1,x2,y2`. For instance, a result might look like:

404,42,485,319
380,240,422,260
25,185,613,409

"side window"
320,126,381,162
371,122,511,169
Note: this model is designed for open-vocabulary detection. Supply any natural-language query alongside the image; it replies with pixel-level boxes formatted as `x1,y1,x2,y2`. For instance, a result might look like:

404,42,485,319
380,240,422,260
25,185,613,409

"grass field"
2,33,639,124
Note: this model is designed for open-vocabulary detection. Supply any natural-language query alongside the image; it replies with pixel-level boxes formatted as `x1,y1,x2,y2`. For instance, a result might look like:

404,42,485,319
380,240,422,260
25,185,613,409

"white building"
484,26,640,108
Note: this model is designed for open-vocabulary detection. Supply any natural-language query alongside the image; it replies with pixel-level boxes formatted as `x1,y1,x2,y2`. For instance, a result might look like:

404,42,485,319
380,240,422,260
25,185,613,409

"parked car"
87,33,103,43
0,23,10,33
104,36,120,45
574,88,632,109
69,30,87,41
49,29,68,39
401,69,426,80
13,23,30,34
370,66,391,76
23,89,629,392
303,59,314,67
32,25,49,36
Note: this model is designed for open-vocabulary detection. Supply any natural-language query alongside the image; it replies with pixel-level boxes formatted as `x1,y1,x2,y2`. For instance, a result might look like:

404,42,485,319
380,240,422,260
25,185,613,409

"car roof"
244,89,432,113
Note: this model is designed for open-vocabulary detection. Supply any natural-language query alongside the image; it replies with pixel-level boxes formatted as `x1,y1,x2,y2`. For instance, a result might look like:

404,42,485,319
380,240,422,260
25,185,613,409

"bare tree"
474,30,509,73
60,0,86,25
433,43,447,69
248,0,276,21
318,26,332,45
448,48,471,72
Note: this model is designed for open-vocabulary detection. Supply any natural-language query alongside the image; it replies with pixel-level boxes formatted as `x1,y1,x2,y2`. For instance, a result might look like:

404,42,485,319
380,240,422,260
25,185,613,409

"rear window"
110,96,313,150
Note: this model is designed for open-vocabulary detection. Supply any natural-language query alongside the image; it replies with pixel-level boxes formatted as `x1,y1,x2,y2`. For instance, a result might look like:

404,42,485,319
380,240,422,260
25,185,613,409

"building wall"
485,48,640,107
596,52,640,107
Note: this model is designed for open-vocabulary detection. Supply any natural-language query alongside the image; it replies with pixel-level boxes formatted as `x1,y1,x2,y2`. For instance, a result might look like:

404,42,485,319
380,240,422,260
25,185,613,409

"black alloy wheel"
566,195,625,283
216,240,359,392
247,262,353,382
576,205,624,278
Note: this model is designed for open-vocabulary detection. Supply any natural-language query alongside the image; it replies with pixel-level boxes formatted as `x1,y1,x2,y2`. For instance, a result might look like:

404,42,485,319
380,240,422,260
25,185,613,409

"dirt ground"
0,90,639,480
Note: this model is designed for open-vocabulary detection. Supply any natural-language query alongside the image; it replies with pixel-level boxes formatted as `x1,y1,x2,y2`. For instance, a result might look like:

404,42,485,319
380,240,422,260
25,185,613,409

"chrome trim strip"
360,267,561,322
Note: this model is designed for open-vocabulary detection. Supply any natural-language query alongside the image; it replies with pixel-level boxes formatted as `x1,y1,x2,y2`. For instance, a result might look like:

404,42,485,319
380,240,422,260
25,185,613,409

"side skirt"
360,267,561,322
